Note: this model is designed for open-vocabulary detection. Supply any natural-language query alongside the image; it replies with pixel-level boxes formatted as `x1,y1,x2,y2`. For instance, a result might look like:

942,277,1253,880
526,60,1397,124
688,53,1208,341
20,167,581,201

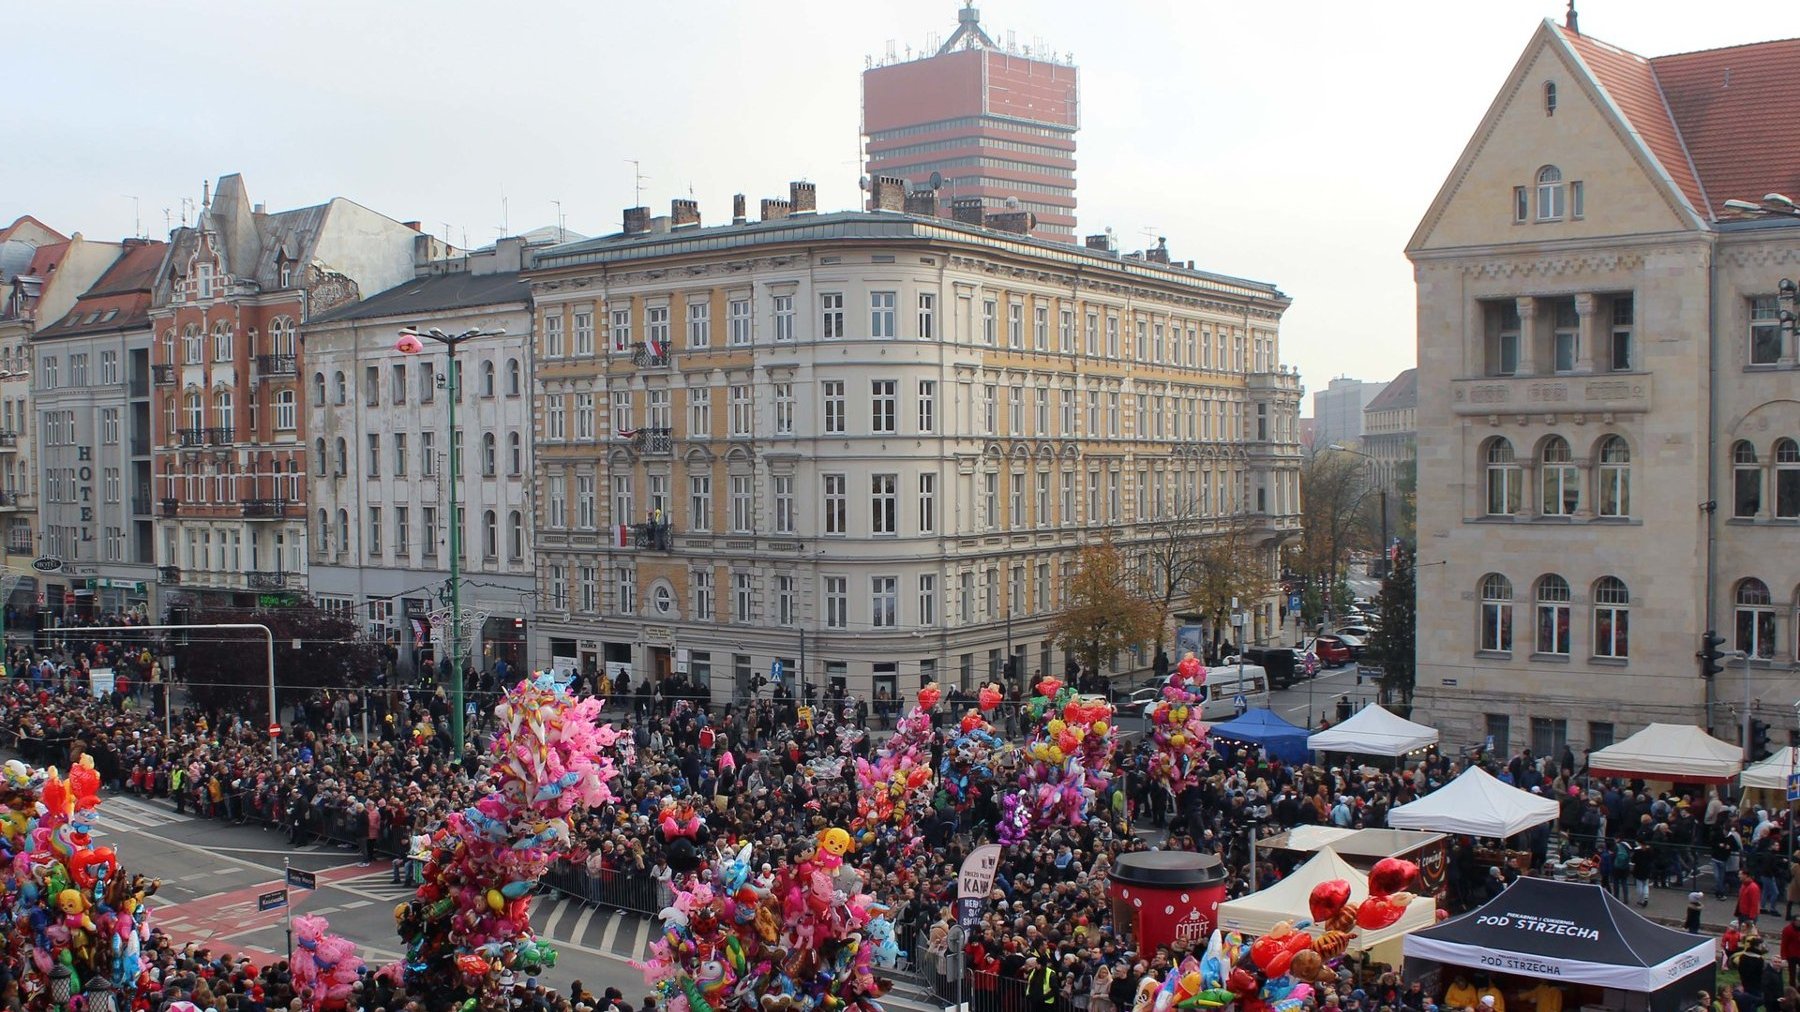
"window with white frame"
822,380,845,434
687,301,710,348
872,380,897,433
870,291,896,339
775,575,796,627
871,473,898,535
1610,296,1634,370
1737,578,1774,658
646,305,670,353
693,569,714,620
1059,309,1074,353
274,389,296,430
611,475,633,527
648,473,668,515
771,382,793,435
984,384,997,434
821,293,845,339
1593,576,1630,659
1034,305,1049,351
1534,574,1571,655
917,380,936,433
733,571,754,622
1535,165,1566,220
1008,468,1024,527
918,473,936,533
981,470,997,530
1008,302,1023,349
578,475,596,528
574,312,595,356
1540,436,1579,515
579,565,598,612
1777,439,1800,519
212,322,232,362
773,295,795,342
610,308,631,352
729,385,752,436
617,565,637,614
1750,296,1784,365
544,314,564,357
982,299,997,345
730,474,752,533
548,477,566,528
919,574,937,626
1035,471,1050,527
545,396,565,440
1035,387,1049,435
917,292,935,340
824,576,847,629
548,565,567,609
823,473,847,535
647,389,670,431
1734,441,1762,518
1060,469,1075,525
728,298,751,346
688,474,712,532
688,387,712,437
871,576,898,628
774,474,796,533
1485,439,1522,516
575,392,595,440
608,391,629,436
1480,573,1514,653
1598,436,1631,517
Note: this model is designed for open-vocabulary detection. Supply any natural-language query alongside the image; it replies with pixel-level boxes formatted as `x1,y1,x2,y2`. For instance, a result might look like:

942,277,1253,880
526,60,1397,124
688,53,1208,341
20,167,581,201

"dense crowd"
1,623,1792,1012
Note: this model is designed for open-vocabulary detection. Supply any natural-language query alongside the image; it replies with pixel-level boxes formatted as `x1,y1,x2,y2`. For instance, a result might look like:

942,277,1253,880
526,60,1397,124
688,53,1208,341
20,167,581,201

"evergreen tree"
1371,547,1417,709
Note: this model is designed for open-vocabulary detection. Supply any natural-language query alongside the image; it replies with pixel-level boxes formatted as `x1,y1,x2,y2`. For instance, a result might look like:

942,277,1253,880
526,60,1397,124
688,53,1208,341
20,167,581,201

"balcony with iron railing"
152,364,175,385
256,354,297,376
176,428,206,448
0,491,23,510
0,431,16,449
241,498,298,520
206,426,235,446
157,565,181,585
4,534,31,555
246,571,289,590
631,342,672,368
630,426,674,455
632,519,675,550
158,498,179,517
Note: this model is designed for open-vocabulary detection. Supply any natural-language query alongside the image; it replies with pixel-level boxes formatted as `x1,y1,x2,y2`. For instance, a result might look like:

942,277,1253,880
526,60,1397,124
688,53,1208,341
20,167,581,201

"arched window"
1544,81,1557,116
506,358,522,396
1536,165,1565,220
314,438,327,476
1485,439,1521,516
275,389,296,431
481,433,497,476
333,371,347,405
334,437,348,477
213,389,233,436
509,510,523,559
1733,440,1761,518
182,324,203,364
481,360,496,397
336,508,350,555
270,316,295,356
312,372,326,406
286,459,301,500
184,391,203,433
1480,573,1514,653
1535,574,1571,655
1597,436,1631,517
317,508,330,555
1540,436,1578,515
1775,438,1800,519
483,509,498,558
508,432,522,475
211,321,232,362
1593,577,1630,658
1737,578,1775,658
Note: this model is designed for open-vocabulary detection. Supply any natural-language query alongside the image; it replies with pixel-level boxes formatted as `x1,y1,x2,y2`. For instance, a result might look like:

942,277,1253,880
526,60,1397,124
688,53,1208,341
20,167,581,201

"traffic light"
1751,718,1772,760
1698,630,1726,679
1003,655,1020,685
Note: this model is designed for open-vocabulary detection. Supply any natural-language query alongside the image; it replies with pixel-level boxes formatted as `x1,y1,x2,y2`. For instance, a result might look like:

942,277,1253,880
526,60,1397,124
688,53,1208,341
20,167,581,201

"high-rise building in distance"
862,5,1078,241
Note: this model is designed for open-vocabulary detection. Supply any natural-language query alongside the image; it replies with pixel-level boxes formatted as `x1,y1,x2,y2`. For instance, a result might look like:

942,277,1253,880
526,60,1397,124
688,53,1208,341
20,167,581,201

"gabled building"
148,174,435,610
1361,367,1417,491
32,239,170,616
1407,16,1800,752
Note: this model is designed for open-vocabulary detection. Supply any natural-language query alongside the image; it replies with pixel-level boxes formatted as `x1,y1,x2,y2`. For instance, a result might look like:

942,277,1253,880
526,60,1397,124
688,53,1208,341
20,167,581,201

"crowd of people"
0,621,1788,1012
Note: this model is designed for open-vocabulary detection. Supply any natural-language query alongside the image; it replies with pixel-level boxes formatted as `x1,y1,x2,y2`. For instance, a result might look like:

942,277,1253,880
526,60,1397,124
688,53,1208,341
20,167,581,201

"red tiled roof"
36,241,166,338
21,240,69,280
1651,37,1800,220
1555,26,1800,223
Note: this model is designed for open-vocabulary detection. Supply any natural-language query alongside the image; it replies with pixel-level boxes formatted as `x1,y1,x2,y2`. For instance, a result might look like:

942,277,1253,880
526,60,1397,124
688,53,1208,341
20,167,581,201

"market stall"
1257,828,1450,904
1386,765,1559,838
1586,723,1743,783
1403,878,1715,1012
1209,707,1313,765
1741,748,1799,792
1219,847,1437,965
1307,704,1438,758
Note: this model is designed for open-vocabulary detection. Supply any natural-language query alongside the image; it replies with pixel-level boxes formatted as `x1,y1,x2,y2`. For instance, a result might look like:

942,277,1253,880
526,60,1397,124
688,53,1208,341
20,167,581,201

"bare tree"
1297,452,1378,624
1136,487,1208,659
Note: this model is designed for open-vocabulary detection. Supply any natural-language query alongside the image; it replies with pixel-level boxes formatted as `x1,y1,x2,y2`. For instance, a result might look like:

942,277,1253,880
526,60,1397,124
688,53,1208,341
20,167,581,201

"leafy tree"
175,601,385,717
1369,547,1417,710
1050,542,1162,678
1186,521,1272,657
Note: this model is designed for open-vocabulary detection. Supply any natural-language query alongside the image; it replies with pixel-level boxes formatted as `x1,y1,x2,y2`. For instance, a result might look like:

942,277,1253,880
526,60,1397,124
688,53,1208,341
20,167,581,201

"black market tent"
1403,878,1714,1006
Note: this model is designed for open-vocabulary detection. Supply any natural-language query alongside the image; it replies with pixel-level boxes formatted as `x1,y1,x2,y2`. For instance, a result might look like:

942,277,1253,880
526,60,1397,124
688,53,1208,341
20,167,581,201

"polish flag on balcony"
613,524,631,549
646,337,666,359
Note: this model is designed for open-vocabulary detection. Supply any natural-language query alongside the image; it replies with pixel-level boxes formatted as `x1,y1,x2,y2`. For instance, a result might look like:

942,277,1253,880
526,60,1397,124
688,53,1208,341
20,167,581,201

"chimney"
623,206,652,235
1565,0,1579,34
1144,237,1171,264
870,175,906,212
760,198,792,222
1085,234,1112,252
790,181,818,214
252,202,267,215
903,189,939,217
402,220,422,232
649,216,672,234
671,199,701,229
732,194,747,225
988,210,1037,235
950,197,986,227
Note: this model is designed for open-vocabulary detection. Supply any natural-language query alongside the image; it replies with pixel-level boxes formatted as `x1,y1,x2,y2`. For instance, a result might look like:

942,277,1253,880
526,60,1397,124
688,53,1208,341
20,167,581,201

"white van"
1199,662,1270,721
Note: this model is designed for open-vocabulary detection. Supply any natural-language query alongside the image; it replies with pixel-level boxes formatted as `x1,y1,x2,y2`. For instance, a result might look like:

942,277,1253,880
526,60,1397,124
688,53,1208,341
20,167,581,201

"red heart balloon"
1368,857,1418,897
1308,878,1352,923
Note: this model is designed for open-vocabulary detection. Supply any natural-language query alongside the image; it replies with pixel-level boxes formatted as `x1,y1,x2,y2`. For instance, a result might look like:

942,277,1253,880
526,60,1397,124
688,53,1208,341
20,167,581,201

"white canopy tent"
1306,704,1438,758
1587,723,1743,784
1385,765,1559,838
1217,847,1436,951
1742,748,1800,792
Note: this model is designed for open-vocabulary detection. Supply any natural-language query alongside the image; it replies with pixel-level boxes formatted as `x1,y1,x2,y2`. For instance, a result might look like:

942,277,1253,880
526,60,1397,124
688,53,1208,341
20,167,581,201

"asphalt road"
53,789,652,996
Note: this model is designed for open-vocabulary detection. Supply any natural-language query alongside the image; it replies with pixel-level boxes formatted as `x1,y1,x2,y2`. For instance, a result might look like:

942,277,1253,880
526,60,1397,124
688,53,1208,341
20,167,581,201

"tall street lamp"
398,325,506,752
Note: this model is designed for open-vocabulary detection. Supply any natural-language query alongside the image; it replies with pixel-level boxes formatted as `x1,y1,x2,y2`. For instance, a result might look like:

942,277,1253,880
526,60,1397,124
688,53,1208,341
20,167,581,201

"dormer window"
280,264,292,287
196,262,214,299
1545,81,1557,116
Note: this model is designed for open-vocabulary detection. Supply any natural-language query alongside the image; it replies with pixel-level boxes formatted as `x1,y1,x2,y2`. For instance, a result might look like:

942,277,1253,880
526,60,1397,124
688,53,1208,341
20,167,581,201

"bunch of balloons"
1146,654,1212,792
937,694,1007,811
0,756,159,992
396,674,625,992
851,685,940,843
997,677,1116,845
291,914,364,1008
634,827,893,1012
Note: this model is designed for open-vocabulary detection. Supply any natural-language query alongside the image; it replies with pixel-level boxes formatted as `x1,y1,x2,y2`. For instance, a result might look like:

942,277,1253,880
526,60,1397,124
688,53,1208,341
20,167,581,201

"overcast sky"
4,0,1787,409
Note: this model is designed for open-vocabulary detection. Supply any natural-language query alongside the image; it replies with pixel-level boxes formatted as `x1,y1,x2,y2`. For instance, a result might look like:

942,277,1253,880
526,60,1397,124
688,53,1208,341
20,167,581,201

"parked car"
1311,634,1353,668
1111,685,1164,716
1238,646,1300,688
1330,625,1372,658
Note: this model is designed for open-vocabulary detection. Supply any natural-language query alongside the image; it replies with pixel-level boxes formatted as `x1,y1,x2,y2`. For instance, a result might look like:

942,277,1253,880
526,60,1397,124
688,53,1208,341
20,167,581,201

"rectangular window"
917,380,936,433
1106,316,1120,358
1060,309,1074,354
821,293,845,339
100,408,119,444
918,472,937,533
1513,186,1529,223
548,565,566,610
823,474,847,535
919,574,937,627
689,474,712,532
983,384,997,435
1751,296,1784,365
1035,471,1049,527
612,474,633,527
545,396,565,440
618,566,637,615
1570,180,1584,219
1034,305,1049,351
573,392,594,440
871,473,898,535
1060,469,1075,525
548,477,567,528
1035,387,1048,435
1008,302,1023,349
773,295,795,342
1008,469,1023,528
364,365,380,406
870,291,896,339
871,576,898,628
822,380,845,434
574,311,594,355
610,308,631,352
774,474,796,534
366,433,381,477
394,506,410,556
730,474,752,533
646,305,671,354
871,380,896,433
1084,312,1098,357
367,506,383,554
420,361,436,402
773,383,793,434
544,314,564,357
687,301,710,348
775,575,796,627
824,576,847,629
729,385,752,436
979,298,997,346
1552,300,1579,373
393,432,408,476
728,297,752,346
982,471,997,530
1610,296,1634,371
917,292,935,340
682,387,709,438
99,350,118,384
579,566,597,612
693,570,714,620
578,475,596,528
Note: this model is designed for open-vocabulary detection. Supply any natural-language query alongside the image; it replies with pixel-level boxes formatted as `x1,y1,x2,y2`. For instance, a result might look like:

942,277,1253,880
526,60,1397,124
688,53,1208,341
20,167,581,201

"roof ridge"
1651,35,1800,60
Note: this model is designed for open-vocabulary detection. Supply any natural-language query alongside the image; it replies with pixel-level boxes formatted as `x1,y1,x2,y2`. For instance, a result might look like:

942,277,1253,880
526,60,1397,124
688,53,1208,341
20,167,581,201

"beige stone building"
1361,368,1416,492
1408,18,1800,754
527,182,1301,702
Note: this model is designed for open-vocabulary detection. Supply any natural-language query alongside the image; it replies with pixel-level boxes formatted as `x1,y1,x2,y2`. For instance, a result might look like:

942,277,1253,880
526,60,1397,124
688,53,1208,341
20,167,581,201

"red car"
1311,635,1352,668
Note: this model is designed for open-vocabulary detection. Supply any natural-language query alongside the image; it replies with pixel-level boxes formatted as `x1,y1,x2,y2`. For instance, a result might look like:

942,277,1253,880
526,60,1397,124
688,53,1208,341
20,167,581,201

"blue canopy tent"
1209,708,1312,765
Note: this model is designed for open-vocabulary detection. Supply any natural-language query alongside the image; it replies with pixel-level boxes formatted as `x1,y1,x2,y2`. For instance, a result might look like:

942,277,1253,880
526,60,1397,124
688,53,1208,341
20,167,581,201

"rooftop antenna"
124,196,141,239
626,159,649,207
500,194,509,238
162,208,173,234
551,200,566,238
179,197,194,227
1140,226,1159,249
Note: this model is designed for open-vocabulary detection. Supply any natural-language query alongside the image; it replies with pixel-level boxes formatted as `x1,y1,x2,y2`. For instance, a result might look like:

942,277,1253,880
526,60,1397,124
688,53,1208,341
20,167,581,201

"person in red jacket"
1739,870,1764,926
1781,915,1800,987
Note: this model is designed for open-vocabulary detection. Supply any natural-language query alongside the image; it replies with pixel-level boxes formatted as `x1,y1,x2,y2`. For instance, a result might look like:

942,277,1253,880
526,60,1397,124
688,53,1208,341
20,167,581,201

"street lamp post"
398,326,506,754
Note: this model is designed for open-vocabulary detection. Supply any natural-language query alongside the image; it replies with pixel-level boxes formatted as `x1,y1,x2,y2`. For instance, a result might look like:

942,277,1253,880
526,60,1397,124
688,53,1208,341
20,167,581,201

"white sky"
4,0,1789,406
